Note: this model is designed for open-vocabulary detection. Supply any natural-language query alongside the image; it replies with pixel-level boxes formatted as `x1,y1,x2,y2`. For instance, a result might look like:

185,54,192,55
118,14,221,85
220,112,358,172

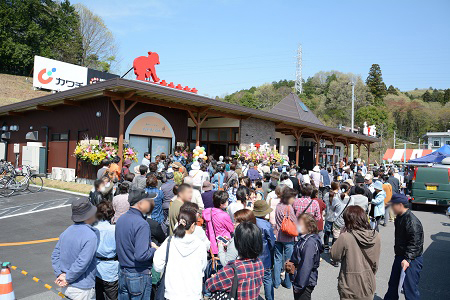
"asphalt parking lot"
0,190,449,300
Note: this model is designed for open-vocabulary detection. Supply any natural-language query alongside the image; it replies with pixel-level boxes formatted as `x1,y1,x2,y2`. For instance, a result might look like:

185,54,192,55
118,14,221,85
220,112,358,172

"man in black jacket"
349,176,373,202
385,194,424,300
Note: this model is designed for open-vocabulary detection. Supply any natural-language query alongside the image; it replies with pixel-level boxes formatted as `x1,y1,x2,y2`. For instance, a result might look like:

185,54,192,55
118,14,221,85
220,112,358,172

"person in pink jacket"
202,190,234,254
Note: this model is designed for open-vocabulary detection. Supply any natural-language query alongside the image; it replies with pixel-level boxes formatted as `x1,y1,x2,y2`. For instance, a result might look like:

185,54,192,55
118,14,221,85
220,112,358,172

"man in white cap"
51,198,98,299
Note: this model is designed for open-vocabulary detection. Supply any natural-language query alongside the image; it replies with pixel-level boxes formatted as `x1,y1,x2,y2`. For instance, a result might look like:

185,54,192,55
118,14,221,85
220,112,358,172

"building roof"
0,77,379,144
425,131,450,136
269,92,323,126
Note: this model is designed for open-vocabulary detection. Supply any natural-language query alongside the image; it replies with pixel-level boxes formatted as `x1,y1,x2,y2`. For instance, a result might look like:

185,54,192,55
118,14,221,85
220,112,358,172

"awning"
383,149,432,162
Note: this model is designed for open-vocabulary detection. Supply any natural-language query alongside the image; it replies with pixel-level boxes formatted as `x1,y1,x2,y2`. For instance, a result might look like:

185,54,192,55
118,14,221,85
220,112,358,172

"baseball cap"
390,193,408,204
364,174,373,180
128,188,157,206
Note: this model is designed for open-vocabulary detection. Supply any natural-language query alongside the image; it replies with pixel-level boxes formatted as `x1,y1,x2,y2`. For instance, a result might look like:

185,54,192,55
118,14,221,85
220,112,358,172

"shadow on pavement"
420,231,450,299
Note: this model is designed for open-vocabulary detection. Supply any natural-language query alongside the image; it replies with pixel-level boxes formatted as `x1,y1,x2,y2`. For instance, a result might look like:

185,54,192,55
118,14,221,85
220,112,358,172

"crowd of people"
51,151,424,300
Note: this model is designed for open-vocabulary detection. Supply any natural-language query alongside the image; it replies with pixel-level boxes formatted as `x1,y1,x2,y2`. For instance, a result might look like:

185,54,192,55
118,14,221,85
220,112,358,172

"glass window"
51,133,60,141
189,142,196,151
201,129,208,141
191,127,197,140
60,133,69,141
209,129,219,141
446,141,450,145
219,128,230,141
433,140,440,147
298,100,309,112
232,128,239,141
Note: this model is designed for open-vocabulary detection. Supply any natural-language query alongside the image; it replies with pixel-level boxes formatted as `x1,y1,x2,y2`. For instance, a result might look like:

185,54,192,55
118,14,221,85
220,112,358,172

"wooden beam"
63,100,80,106
7,111,24,117
206,110,245,120
36,105,53,112
199,114,209,127
198,106,211,114
118,99,125,169
124,101,138,115
110,100,120,114
187,110,198,127
123,91,137,99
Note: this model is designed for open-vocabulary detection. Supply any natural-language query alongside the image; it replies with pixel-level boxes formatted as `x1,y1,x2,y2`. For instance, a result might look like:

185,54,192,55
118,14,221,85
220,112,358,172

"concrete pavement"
0,190,449,299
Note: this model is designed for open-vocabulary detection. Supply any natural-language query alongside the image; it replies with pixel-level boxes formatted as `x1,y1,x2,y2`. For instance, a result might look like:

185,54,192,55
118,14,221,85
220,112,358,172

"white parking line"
0,197,78,220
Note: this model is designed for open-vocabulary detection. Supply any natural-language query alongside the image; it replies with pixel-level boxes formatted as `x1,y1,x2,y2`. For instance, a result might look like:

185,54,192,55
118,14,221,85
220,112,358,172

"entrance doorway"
129,135,172,170
209,143,227,160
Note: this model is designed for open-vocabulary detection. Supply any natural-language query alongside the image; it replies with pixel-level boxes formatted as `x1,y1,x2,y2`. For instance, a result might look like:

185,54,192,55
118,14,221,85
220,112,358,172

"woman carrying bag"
273,187,298,289
206,222,264,300
331,206,381,300
153,210,207,300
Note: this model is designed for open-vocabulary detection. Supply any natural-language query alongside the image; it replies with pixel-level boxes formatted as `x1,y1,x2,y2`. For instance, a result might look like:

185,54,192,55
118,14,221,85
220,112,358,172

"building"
423,131,450,150
0,77,378,179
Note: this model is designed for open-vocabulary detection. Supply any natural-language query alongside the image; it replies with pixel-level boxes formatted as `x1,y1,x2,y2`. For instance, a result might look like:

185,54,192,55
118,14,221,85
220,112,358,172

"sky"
72,0,450,97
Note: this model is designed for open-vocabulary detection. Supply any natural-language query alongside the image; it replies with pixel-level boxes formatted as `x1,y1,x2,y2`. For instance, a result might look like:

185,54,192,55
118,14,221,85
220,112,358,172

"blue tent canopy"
435,144,450,155
409,147,450,163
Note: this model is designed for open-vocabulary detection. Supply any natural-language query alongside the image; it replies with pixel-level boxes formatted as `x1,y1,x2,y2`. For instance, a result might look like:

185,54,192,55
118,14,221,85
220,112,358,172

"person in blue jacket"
285,213,324,300
51,198,98,299
253,200,276,300
115,188,159,300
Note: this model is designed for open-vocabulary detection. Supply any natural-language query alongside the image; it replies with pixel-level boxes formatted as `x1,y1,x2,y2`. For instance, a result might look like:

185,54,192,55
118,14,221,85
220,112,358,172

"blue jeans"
118,269,152,300
274,241,294,289
263,268,274,300
384,255,423,300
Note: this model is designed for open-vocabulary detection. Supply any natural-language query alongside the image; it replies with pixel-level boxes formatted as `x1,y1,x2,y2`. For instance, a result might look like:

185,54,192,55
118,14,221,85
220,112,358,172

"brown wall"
0,96,188,173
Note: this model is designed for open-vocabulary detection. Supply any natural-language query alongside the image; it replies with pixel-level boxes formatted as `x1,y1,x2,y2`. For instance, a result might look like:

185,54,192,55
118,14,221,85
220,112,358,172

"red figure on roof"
133,51,160,82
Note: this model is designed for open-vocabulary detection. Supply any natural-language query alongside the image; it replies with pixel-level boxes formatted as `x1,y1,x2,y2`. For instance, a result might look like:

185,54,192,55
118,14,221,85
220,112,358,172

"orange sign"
129,116,173,138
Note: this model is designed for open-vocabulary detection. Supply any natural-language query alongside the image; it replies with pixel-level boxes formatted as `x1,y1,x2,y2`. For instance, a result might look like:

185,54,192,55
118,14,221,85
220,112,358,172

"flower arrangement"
74,138,138,165
235,148,288,164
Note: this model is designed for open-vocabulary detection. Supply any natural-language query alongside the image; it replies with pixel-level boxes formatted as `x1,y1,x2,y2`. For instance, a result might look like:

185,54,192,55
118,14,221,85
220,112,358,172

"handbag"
155,236,172,300
280,206,298,237
210,264,239,300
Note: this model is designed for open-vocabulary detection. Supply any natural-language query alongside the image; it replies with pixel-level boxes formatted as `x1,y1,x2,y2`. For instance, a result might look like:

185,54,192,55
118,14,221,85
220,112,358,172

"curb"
42,186,89,197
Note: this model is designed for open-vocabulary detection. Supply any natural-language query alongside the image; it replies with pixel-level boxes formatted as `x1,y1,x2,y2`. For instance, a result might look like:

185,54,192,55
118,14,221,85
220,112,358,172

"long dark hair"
340,182,351,200
173,210,196,238
328,181,340,205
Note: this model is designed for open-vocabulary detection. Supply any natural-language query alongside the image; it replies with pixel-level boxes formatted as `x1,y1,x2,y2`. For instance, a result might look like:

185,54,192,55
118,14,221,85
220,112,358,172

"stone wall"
239,117,276,149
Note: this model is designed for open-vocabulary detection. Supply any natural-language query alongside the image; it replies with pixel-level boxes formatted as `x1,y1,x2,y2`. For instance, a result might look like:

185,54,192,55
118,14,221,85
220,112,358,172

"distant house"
424,131,450,150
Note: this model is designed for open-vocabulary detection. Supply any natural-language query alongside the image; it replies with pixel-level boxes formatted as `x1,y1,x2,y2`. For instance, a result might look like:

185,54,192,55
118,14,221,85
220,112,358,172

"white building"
424,131,450,150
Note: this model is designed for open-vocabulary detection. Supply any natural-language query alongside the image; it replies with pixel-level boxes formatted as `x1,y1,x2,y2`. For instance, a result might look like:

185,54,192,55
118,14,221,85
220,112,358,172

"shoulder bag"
210,264,239,300
281,206,298,237
301,198,314,215
155,236,172,300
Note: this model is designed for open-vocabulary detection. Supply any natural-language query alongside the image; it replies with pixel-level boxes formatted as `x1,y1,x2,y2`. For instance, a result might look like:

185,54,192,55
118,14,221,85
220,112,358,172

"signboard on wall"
129,116,173,138
33,56,88,92
33,56,119,92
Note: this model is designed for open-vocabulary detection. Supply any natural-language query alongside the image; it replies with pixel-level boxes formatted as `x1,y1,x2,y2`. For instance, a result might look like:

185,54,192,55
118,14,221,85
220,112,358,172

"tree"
422,90,432,102
75,4,118,72
387,85,398,95
355,105,389,128
0,0,83,76
366,64,387,105
443,89,450,105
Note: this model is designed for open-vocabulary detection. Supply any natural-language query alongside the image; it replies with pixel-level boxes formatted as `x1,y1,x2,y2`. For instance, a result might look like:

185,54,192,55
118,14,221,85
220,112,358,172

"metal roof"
269,92,323,126
0,77,379,143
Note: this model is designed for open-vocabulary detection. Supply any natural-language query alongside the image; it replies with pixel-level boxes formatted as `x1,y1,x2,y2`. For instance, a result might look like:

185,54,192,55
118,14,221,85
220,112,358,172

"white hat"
312,165,320,172
191,161,200,170
283,160,289,166
364,174,373,180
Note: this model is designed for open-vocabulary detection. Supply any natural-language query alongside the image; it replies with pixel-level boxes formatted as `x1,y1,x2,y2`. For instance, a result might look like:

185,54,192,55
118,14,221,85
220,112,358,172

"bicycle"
0,164,44,197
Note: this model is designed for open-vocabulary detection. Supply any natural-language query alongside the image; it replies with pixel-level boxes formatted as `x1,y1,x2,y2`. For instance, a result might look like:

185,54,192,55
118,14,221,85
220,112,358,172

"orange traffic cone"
0,263,15,300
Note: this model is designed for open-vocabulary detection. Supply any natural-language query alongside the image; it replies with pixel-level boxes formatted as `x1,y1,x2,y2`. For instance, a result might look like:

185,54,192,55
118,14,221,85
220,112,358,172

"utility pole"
295,44,303,94
394,130,396,149
350,81,355,161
